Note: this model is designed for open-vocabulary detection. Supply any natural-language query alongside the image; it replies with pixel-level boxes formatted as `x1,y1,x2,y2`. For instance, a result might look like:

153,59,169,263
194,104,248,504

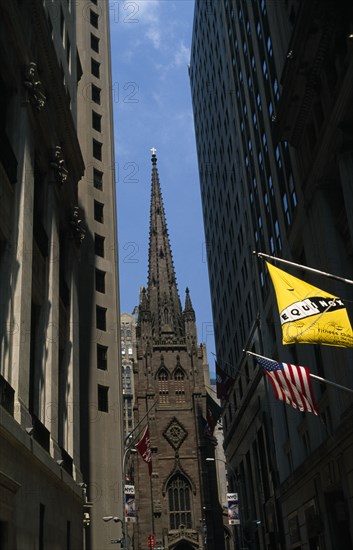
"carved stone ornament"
163,418,187,451
167,528,199,545
24,62,46,111
50,146,68,186
70,206,86,246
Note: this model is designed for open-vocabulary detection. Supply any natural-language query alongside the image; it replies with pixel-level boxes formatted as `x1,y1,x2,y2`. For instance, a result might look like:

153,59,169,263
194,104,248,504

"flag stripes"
256,356,318,415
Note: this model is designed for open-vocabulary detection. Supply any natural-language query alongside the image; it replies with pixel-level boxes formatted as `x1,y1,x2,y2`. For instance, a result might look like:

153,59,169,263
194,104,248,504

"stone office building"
190,0,353,548
132,151,225,550
0,1,123,548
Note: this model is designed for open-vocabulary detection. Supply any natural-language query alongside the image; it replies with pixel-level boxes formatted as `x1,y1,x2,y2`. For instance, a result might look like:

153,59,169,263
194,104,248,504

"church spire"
183,287,195,321
183,287,197,341
147,148,184,339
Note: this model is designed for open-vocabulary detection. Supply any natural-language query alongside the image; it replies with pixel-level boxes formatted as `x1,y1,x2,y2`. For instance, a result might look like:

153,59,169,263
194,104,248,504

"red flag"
135,425,152,475
216,362,235,399
256,356,318,415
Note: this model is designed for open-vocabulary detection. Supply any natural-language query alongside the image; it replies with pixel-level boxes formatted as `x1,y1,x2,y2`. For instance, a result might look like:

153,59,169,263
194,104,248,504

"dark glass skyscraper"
190,1,353,548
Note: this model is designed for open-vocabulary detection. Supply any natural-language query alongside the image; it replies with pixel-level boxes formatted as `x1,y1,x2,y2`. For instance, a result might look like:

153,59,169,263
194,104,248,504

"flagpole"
308,373,353,395
205,384,218,395
124,398,157,447
253,251,353,287
244,350,353,395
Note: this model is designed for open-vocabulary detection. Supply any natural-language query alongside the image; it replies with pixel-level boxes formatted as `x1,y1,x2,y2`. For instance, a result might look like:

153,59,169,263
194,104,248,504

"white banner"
125,484,136,523
227,492,240,525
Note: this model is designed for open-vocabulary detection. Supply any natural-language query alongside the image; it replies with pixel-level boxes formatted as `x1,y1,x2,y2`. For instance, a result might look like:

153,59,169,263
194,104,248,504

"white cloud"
145,27,161,49
152,91,163,107
174,41,190,67
136,0,162,49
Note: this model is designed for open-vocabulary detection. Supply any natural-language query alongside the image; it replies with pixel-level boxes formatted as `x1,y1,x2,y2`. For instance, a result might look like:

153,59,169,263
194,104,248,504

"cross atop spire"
146,150,184,340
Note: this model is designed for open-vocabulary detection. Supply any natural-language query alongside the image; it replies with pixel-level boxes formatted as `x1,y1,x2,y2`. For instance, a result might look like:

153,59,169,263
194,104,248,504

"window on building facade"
95,268,105,293
97,344,108,370
92,110,101,132
268,175,274,196
273,78,280,101
270,235,275,254
91,84,101,104
158,368,169,403
93,138,102,160
96,306,107,331
288,173,297,208
257,93,262,110
275,220,282,250
257,21,262,39
267,36,273,56
98,385,109,412
90,33,99,53
174,367,185,403
168,475,192,530
94,234,105,257
90,9,98,28
125,366,131,391
94,200,104,223
60,8,64,40
264,192,269,212
91,58,100,78
93,168,103,190
66,33,71,69
283,193,291,226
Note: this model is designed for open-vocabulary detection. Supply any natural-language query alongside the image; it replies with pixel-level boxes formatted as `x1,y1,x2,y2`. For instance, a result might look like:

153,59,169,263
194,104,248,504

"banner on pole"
124,484,136,523
265,261,353,347
227,492,240,525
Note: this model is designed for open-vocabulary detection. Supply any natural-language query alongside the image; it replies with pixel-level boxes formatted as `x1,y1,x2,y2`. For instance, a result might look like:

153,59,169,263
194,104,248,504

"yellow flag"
266,262,353,347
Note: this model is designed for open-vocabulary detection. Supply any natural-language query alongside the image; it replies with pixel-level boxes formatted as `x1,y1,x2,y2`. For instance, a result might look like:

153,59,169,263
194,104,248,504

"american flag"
256,356,318,415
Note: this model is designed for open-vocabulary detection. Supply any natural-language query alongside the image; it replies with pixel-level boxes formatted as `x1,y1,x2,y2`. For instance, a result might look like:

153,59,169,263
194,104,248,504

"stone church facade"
132,151,225,550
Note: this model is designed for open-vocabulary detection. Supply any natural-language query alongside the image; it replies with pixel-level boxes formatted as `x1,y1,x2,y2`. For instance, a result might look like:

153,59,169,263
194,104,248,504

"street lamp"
102,516,125,546
122,446,137,550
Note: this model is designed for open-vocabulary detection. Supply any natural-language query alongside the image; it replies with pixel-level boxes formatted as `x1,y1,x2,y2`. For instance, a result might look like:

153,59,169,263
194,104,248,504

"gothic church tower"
133,150,225,550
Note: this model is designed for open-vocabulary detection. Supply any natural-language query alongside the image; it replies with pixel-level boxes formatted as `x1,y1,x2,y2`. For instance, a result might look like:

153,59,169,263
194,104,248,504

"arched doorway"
173,543,195,550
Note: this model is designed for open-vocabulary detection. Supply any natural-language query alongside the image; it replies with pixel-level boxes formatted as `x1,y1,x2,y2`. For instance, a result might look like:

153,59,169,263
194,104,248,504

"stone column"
11,105,34,428
70,250,81,477
44,184,60,457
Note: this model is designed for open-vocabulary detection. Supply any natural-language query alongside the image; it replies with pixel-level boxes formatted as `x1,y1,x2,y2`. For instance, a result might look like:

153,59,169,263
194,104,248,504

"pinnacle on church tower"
146,148,184,339
183,287,196,321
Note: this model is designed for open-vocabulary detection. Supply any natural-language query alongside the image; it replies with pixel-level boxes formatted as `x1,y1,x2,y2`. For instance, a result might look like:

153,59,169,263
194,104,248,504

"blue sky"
109,0,216,375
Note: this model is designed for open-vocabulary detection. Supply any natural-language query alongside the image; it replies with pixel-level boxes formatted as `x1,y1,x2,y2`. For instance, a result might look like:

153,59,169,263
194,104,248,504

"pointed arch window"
158,368,169,403
174,367,185,403
162,307,170,325
168,475,192,530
